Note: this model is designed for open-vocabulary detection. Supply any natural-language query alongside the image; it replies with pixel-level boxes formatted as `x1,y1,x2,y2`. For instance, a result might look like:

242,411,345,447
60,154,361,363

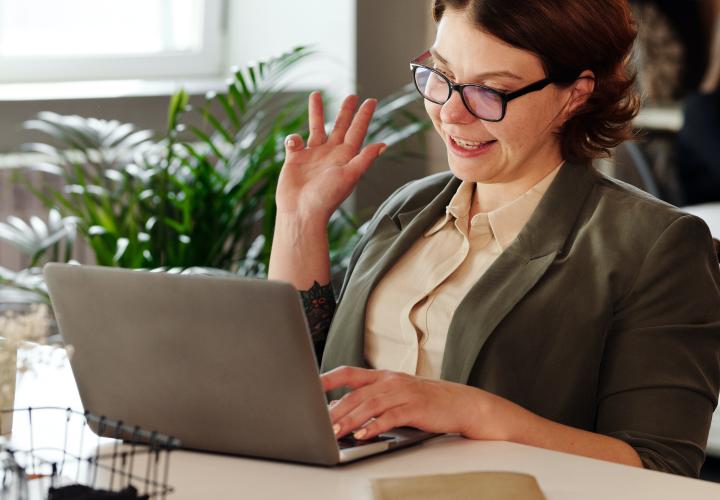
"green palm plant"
8,46,429,277
0,209,77,305
0,209,77,267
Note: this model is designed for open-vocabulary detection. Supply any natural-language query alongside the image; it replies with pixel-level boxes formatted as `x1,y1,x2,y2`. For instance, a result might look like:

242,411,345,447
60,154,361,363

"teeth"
452,136,488,149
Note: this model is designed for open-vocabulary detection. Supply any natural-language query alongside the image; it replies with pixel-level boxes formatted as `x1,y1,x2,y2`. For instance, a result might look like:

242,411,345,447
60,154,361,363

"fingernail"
378,145,388,156
365,99,378,110
286,137,295,148
333,424,341,435
354,429,367,439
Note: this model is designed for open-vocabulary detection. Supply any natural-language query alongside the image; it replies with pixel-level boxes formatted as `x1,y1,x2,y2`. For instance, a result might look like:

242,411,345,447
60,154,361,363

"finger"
345,143,387,181
307,91,327,147
344,98,378,151
284,133,305,154
327,94,360,145
329,381,385,423
353,407,409,440
333,392,405,438
320,365,380,392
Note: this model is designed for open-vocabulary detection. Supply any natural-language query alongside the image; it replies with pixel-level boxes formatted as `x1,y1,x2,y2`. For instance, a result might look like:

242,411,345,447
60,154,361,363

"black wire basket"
0,406,181,500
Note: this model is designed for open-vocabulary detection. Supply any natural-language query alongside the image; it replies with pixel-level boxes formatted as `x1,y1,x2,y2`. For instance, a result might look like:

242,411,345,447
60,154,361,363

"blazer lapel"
440,248,559,383
441,163,598,383
322,175,461,371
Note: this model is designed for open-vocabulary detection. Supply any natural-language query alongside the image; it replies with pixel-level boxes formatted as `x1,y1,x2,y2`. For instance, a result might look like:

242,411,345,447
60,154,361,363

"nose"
439,88,476,124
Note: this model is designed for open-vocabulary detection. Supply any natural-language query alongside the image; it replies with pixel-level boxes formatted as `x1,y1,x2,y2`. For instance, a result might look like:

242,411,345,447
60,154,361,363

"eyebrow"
428,47,524,81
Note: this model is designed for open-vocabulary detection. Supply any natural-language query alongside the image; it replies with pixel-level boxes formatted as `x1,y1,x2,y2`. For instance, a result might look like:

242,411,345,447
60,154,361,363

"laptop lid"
44,264,342,465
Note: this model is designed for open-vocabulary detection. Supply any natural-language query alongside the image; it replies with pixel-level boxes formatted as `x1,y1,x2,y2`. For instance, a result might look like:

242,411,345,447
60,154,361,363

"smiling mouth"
449,135,497,150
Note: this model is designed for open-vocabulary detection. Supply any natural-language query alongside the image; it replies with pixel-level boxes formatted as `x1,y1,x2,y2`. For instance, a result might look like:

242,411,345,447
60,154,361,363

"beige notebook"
372,471,547,500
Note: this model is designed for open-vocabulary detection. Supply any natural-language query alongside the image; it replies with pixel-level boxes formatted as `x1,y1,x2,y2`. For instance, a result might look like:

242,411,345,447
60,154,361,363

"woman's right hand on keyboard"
276,92,387,223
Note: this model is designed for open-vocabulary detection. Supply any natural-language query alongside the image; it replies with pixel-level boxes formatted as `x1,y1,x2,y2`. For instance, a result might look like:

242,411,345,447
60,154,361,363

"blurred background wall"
1,0,719,269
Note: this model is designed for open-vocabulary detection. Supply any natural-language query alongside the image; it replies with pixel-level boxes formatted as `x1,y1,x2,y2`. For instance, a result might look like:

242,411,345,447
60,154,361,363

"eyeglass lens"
413,66,504,121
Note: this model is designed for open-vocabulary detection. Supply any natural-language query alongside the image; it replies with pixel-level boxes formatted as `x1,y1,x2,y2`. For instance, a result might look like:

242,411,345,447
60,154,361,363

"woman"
269,0,720,477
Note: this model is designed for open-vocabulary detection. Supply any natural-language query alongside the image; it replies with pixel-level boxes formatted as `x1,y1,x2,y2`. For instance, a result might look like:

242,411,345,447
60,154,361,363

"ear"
564,70,595,118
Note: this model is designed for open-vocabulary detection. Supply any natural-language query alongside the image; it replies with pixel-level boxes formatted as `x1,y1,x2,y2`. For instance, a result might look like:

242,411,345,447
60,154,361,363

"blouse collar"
424,161,564,250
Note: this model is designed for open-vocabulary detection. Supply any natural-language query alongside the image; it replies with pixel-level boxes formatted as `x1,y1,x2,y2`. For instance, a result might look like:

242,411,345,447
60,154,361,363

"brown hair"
432,0,640,165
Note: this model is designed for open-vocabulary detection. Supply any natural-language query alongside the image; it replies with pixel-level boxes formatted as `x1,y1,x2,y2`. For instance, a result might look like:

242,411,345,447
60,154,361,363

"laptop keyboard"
337,434,395,449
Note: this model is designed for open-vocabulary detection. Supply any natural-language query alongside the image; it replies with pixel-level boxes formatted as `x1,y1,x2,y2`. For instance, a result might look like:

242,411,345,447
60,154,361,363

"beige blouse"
364,164,562,379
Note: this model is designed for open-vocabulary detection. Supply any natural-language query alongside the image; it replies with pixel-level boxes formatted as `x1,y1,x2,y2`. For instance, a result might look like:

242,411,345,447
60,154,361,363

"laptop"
43,263,438,465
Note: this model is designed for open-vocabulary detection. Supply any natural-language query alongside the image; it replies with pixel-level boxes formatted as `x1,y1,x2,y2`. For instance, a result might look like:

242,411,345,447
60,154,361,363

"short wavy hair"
432,0,641,165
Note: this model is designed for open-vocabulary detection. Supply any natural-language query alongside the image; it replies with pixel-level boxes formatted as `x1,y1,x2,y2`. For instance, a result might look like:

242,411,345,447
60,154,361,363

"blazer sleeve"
596,214,720,477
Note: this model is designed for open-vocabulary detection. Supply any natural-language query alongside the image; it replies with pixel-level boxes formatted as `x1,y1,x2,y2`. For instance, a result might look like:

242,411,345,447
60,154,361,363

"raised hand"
276,91,387,222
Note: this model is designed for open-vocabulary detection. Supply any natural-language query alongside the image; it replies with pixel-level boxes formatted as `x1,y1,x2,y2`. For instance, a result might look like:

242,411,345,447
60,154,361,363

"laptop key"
337,434,395,449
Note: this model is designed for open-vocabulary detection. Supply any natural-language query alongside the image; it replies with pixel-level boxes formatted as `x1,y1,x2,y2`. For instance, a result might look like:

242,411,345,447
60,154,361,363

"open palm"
276,92,386,221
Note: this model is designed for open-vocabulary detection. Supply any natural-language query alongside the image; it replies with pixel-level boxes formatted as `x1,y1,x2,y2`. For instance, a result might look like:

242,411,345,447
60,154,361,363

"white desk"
12,346,720,500
166,438,720,500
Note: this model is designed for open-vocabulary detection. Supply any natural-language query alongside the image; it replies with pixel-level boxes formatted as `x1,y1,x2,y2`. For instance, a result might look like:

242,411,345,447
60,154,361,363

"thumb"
284,133,305,153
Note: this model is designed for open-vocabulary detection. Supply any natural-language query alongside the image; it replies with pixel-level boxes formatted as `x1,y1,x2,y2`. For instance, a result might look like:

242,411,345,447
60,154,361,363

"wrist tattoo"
300,281,337,340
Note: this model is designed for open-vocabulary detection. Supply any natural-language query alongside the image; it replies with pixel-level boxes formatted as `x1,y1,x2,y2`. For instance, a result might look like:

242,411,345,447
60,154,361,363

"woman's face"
426,9,576,184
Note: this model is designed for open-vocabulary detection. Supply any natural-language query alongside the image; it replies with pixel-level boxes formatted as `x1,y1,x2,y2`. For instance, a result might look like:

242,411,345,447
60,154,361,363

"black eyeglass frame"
409,51,578,122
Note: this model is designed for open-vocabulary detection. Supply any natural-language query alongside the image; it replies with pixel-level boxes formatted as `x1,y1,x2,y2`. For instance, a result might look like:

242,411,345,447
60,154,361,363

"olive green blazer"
320,162,720,477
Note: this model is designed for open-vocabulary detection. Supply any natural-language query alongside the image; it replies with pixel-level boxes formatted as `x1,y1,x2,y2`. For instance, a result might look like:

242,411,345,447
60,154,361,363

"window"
0,0,224,82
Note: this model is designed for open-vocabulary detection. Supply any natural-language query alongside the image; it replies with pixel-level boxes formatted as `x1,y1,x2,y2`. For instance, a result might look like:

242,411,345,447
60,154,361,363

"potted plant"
4,46,428,283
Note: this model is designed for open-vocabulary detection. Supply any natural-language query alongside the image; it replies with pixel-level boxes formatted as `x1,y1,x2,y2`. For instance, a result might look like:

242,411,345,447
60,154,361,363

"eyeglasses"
410,51,567,122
